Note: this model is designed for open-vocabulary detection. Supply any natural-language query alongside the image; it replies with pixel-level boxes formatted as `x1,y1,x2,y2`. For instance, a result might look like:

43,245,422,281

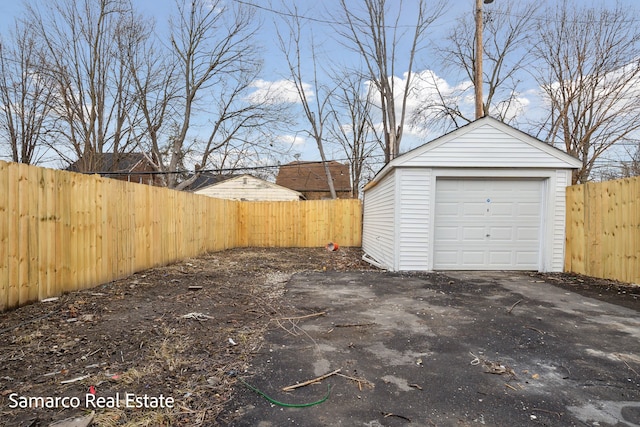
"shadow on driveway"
224,271,640,427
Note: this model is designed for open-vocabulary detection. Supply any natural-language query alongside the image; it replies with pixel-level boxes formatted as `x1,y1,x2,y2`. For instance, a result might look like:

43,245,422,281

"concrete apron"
228,271,640,427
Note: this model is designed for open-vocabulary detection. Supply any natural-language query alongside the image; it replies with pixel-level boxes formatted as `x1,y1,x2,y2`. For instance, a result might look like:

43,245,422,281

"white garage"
362,117,581,272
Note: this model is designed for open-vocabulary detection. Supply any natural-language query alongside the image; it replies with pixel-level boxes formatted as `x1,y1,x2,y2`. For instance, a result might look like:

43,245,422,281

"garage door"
433,178,542,270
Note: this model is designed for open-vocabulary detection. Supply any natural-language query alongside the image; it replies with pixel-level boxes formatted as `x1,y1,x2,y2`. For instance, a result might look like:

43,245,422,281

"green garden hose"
237,377,331,408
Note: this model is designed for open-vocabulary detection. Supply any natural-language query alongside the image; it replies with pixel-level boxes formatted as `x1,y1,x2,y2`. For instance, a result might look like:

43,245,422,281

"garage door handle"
486,234,490,237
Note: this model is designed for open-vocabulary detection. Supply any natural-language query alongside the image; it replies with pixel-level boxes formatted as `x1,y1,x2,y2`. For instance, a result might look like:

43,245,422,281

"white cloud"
490,94,531,123
277,133,307,147
247,79,313,104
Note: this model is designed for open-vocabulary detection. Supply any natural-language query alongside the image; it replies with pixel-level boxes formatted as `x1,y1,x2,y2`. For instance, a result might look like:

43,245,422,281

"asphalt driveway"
224,271,640,427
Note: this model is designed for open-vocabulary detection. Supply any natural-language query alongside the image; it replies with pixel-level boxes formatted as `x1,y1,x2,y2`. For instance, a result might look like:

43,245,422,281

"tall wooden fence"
565,176,640,284
0,161,362,311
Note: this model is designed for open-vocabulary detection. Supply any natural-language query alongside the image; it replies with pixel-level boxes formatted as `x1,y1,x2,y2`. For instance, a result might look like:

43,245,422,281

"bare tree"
621,145,640,178
276,6,337,198
143,0,280,190
119,10,178,184
27,0,139,171
533,1,640,184
335,0,444,163
416,1,539,131
328,70,379,198
0,21,54,164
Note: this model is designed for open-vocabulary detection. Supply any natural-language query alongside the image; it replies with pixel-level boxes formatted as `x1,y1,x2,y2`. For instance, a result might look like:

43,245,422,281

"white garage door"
433,178,542,270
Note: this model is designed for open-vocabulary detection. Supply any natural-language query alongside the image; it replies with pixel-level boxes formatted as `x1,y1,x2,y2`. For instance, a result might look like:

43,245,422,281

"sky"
1,0,639,173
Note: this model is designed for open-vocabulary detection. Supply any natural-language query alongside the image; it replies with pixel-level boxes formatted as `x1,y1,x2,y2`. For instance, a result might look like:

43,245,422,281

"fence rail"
0,161,362,311
565,176,640,284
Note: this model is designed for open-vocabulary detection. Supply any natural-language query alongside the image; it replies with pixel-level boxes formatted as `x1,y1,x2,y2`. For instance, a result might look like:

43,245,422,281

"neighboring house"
194,174,304,201
276,160,352,200
362,116,581,272
66,153,160,186
181,173,236,192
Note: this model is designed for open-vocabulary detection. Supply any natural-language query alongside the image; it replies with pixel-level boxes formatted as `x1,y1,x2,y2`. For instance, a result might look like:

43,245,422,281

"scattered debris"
531,408,564,418
0,247,374,426
60,375,91,384
180,312,214,321
484,360,516,377
507,299,523,314
282,369,341,392
336,372,375,391
272,312,326,322
470,352,516,377
228,338,237,346
408,383,423,390
381,411,412,422
49,411,95,427
41,297,59,303
326,242,339,252
188,286,203,291
334,322,376,328
79,314,94,322
524,325,545,335
615,353,640,377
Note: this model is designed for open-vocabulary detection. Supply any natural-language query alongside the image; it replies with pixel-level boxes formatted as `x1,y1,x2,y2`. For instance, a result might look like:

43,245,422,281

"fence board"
7,163,19,308
566,176,640,284
43,168,57,299
0,162,362,311
27,165,39,303
0,162,7,311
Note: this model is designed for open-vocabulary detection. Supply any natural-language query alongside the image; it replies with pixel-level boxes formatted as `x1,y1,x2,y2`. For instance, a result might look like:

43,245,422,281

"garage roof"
366,117,581,190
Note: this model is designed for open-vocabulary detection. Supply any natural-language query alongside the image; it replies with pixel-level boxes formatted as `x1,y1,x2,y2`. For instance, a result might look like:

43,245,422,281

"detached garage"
362,117,581,272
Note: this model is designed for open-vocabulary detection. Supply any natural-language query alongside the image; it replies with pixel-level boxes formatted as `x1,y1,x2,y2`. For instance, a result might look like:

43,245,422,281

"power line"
75,155,388,176
232,0,337,25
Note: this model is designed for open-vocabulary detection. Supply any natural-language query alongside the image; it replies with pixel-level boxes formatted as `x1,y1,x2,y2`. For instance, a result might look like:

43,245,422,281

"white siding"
362,170,396,270
401,124,574,169
397,168,431,270
551,170,570,272
195,176,301,201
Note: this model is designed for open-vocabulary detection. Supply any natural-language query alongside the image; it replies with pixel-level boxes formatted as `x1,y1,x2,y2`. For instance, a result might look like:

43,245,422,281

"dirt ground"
0,247,637,426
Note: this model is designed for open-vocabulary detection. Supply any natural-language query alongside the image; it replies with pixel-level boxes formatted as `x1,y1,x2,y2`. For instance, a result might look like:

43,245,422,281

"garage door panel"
488,251,513,264
462,180,487,191
517,227,539,241
516,252,538,265
517,202,541,216
489,203,515,216
434,251,460,266
434,226,459,241
462,251,485,264
434,178,542,270
489,226,514,240
436,202,460,216
462,202,487,216
462,227,486,240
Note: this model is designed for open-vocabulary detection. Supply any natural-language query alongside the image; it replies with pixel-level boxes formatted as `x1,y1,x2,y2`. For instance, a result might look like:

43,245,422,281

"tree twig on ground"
507,299,522,314
282,369,341,391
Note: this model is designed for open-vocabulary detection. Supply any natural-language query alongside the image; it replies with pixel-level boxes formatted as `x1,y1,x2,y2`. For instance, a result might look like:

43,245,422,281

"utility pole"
475,0,494,119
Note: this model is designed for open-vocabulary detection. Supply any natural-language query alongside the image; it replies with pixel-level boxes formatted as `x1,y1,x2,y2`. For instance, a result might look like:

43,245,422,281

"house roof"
366,116,581,190
276,161,351,193
194,174,305,200
66,153,149,173
182,173,237,192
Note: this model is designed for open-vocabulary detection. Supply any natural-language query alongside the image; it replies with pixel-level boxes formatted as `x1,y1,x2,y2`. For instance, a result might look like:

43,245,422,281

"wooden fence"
565,176,640,284
0,161,362,311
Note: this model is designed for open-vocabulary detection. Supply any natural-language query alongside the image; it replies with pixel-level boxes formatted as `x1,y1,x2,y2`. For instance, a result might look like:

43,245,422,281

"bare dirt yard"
0,248,372,427
0,247,637,426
